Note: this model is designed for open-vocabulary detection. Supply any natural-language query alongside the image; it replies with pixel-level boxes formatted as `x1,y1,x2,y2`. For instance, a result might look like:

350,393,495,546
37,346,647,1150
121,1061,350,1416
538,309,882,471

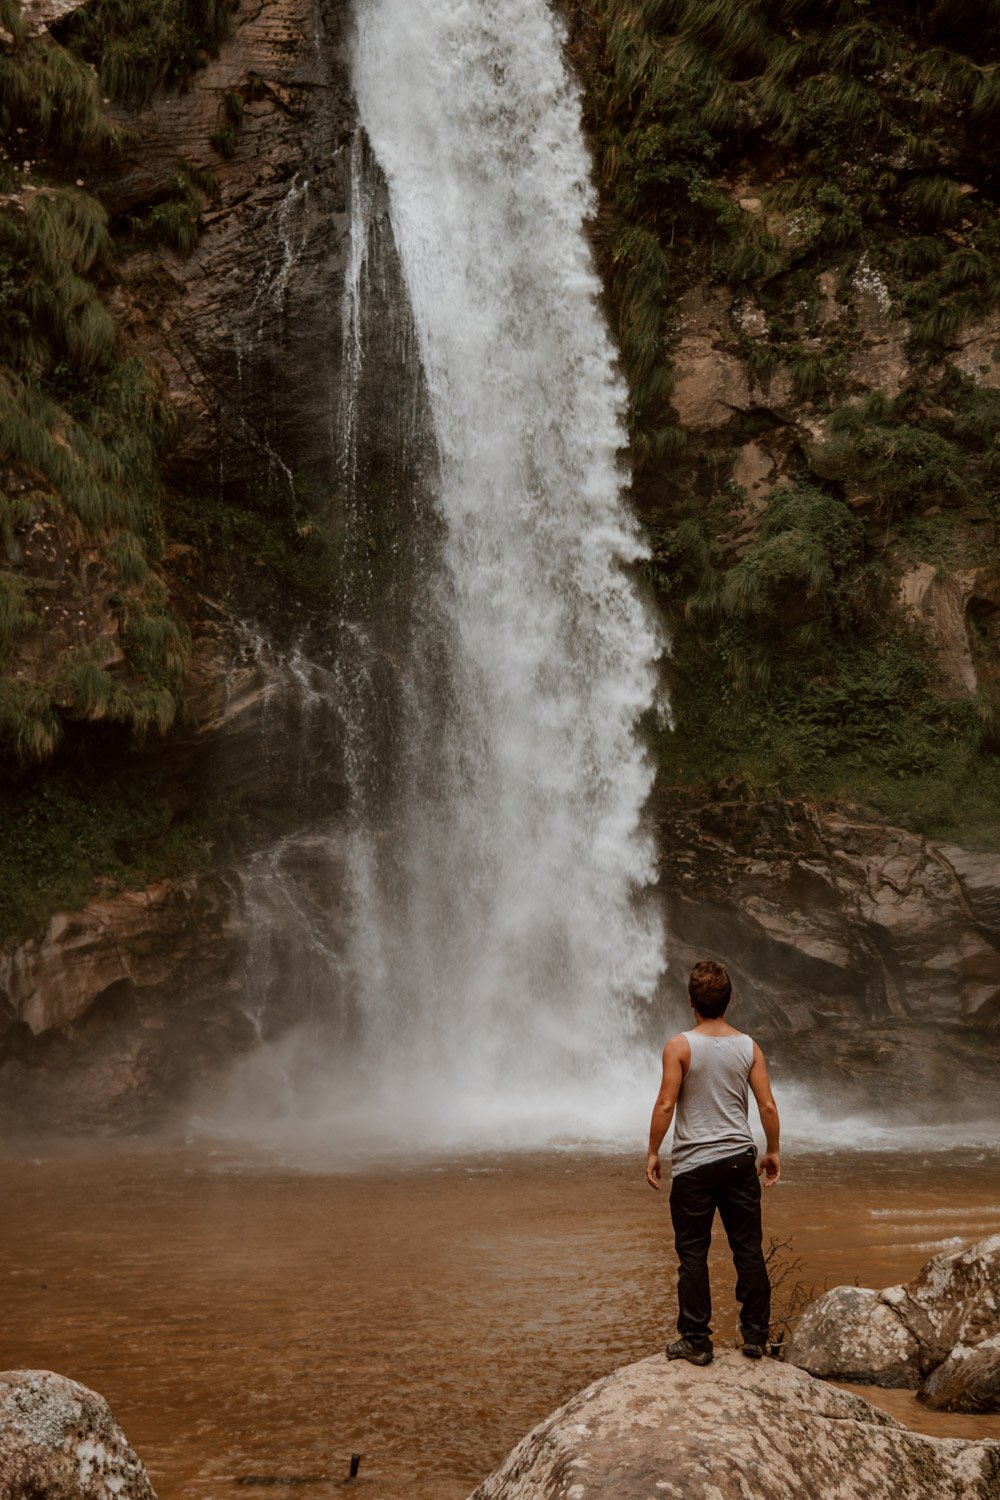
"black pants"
668,1145,770,1349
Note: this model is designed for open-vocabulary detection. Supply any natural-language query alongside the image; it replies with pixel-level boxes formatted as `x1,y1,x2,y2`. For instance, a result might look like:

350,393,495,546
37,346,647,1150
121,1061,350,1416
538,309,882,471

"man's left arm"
645,1038,685,1190
749,1042,781,1187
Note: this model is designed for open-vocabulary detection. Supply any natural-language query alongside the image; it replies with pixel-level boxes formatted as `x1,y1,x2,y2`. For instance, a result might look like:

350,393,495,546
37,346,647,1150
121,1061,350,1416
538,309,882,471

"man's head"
688,959,732,1019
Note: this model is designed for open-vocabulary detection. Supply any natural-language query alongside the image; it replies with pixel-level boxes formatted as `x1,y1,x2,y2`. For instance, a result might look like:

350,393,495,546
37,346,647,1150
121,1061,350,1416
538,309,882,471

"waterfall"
330,0,665,1143
215,0,666,1152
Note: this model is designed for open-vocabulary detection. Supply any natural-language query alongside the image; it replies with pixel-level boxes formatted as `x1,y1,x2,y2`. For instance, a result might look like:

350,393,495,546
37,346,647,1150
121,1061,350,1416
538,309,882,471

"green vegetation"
0,180,189,759
583,0,1000,841
0,0,114,166
58,0,236,105
587,0,1000,442
210,88,245,158
0,751,245,941
128,160,219,254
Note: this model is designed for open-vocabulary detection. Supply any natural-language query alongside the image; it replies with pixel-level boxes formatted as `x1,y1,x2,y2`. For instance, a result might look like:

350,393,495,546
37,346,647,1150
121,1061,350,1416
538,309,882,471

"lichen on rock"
786,1234,1000,1413
0,1369,157,1500
468,1351,1000,1500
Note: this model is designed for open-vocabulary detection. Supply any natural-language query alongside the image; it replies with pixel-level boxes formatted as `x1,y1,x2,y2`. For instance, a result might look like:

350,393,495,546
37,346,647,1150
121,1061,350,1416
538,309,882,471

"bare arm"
749,1041,781,1187
645,1036,689,1190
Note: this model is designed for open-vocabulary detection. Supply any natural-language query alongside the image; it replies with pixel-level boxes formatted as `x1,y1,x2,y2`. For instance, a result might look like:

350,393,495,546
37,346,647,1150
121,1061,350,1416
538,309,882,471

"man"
646,959,781,1366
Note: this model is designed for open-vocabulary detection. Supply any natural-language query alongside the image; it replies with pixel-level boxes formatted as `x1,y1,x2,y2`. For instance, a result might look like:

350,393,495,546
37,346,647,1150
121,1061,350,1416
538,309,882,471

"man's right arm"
749,1042,781,1187
645,1036,687,1190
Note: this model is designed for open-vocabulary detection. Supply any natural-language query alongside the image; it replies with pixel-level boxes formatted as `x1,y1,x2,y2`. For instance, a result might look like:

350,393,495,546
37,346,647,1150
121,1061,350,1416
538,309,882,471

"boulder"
920,1334,1000,1414
782,1285,921,1388
0,871,250,1131
0,1369,156,1500
895,1234,1000,1370
786,1236,1000,1412
468,1352,1000,1500
0,874,241,1040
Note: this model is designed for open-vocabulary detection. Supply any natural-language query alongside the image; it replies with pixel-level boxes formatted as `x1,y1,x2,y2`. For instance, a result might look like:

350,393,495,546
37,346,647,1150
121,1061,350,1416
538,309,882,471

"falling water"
331,0,665,1142
215,0,667,1152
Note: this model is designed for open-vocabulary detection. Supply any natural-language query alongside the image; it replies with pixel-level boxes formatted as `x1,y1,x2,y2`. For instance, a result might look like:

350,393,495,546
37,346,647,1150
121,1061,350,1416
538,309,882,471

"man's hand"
759,1151,780,1187
646,1151,662,1190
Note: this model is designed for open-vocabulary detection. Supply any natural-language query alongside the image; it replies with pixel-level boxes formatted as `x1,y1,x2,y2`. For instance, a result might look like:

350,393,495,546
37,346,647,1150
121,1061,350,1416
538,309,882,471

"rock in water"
468,1353,1000,1500
0,1370,157,1500
919,1334,1000,1414
786,1234,1000,1410
780,1284,922,1386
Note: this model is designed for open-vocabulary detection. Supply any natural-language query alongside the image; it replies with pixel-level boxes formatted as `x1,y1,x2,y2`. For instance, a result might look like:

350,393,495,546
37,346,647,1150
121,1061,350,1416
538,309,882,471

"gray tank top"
670,1030,756,1177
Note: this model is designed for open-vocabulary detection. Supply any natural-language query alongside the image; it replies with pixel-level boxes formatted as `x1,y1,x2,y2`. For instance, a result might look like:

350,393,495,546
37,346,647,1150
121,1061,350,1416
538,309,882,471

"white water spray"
331,0,665,1141
213,0,667,1153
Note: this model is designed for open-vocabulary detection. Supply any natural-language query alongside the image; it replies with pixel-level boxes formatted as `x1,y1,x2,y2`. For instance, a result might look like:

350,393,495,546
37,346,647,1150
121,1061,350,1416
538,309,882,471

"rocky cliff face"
658,788,1000,1111
98,0,353,486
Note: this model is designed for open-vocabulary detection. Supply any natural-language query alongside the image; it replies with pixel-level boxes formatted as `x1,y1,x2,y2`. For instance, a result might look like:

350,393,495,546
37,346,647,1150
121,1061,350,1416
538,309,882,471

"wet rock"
0,875,238,1038
0,1369,156,1500
786,1236,1000,1413
656,789,1000,1109
468,1351,1000,1500
783,1285,921,1387
920,1334,1000,1413
0,872,251,1131
92,0,354,485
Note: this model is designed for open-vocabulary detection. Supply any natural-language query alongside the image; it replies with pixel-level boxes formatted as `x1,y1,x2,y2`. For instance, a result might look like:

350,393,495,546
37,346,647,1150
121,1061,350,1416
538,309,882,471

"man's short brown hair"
689,960,732,1019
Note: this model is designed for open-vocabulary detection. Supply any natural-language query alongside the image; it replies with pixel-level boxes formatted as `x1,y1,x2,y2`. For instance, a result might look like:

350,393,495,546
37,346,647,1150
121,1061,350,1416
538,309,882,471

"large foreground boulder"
0,1370,157,1500
468,1352,1000,1500
786,1234,1000,1410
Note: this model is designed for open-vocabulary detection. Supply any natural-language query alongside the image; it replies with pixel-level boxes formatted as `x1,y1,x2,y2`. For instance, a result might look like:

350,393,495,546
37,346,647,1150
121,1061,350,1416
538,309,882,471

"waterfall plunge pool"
2,1142,999,1498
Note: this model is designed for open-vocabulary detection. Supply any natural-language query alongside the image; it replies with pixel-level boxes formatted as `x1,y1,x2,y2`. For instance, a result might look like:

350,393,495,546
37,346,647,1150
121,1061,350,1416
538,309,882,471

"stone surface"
897,562,986,698
0,872,250,1130
0,1369,156,1500
951,310,1000,390
468,1352,1000,1500
0,876,236,1039
784,1285,922,1387
920,1333,1000,1413
17,0,87,35
844,255,909,397
786,1236,1000,1412
670,337,750,429
94,0,354,484
656,789,1000,1110
899,1234,1000,1370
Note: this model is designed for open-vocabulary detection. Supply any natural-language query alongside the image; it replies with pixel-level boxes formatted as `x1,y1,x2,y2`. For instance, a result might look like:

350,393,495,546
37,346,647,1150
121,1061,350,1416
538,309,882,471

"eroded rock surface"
657,789,1000,1109
780,1285,921,1387
0,872,250,1130
0,1369,156,1500
786,1235,1000,1411
921,1334,1000,1414
96,0,354,484
468,1352,1000,1500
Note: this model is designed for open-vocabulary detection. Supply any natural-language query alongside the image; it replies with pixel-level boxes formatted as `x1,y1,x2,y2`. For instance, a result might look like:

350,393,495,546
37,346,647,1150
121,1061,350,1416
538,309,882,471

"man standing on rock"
646,959,781,1365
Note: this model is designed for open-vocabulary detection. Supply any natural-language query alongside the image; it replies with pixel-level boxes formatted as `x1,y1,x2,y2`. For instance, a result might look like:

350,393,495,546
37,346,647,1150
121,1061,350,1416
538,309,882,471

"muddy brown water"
1,1144,999,1499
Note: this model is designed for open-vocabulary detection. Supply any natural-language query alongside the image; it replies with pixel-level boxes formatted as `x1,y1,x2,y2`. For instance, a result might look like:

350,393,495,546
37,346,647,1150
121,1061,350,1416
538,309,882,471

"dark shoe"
666,1337,713,1366
741,1342,766,1359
